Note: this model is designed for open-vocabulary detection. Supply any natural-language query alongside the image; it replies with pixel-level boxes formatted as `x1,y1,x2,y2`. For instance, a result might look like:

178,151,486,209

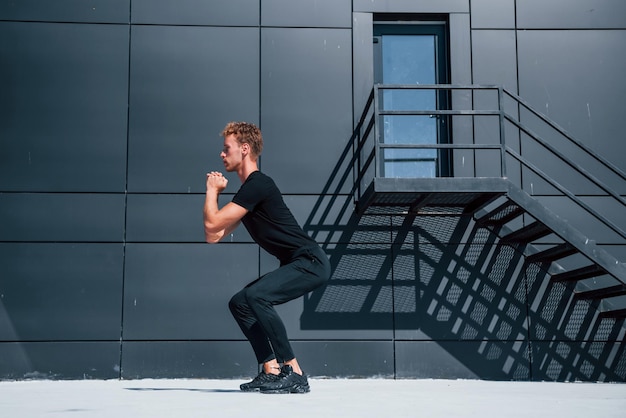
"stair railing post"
374,84,381,178
498,86,507,179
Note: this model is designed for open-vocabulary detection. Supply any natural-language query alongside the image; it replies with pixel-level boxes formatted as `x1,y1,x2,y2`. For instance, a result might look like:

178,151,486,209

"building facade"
1,0,625,381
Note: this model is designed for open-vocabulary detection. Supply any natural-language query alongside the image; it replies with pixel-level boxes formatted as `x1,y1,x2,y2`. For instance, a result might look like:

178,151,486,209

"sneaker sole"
240,387,261,392
261,383,310,394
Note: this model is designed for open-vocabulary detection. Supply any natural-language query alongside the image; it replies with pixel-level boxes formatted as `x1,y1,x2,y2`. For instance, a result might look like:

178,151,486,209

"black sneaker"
260,365,310,394
239,371,281,392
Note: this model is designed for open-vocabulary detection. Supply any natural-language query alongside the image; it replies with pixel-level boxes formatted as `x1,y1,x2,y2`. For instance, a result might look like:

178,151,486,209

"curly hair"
221,121,263,159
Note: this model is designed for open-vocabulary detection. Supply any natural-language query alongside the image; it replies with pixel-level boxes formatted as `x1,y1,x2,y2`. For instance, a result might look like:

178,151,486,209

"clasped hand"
206,171,228,193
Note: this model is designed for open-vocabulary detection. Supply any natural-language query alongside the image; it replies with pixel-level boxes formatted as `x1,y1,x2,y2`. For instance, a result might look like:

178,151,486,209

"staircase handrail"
503,89,626,182
353,84,626,244
506,147,626,241
499,88,626,240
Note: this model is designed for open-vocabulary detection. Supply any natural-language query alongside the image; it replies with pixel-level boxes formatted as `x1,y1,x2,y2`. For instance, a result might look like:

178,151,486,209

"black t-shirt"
232,171,317,264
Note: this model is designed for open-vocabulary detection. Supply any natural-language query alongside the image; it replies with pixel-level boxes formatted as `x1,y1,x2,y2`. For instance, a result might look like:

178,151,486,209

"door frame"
373,19,452,177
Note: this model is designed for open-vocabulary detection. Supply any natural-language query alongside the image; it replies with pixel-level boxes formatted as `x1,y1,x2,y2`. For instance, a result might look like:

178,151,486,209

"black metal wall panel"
531,340,626,382
353,0,469,13
449,13,472,84
0,342,121,380
395,215,480,245
1,0,624,383
517,30,626,175
290,341,395,378
517,0,626,29
122,244,258,340
245,238,398,341
131,0,259,26
470,0,515,29
394,242,528,341
282,195,354,244
296,242,396,339
0,194,125,242
395,341,531,380
517,142,626,196
126,194,203,243
449,13,476,177
0,0,129,23
352,12,375,127
526,275,595,343
523,259,625,381
126,340,395,379
262,0,351,28
125,193,256,243
0,22,129,192
125,194,255,243
127,25,260,193
260,28,353,194
0,244,124,341
274,291,396,341
121,341,258,379
471,29,518,92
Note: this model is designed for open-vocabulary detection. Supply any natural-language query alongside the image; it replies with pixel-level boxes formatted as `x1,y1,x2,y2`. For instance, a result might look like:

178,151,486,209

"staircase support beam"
551,265,607,283
574,284,626,300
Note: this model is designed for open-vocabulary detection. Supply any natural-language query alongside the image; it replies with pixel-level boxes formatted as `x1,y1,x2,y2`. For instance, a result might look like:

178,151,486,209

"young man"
203,121,331,394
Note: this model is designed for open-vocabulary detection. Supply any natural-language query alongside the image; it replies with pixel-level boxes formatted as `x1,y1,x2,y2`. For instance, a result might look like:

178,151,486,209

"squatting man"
203,121,331,394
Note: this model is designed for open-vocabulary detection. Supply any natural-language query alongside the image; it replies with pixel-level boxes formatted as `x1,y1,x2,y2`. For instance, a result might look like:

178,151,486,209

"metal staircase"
353,84,626,320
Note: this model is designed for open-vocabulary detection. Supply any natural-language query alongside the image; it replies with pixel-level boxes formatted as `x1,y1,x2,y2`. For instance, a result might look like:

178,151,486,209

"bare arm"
203,172,248,243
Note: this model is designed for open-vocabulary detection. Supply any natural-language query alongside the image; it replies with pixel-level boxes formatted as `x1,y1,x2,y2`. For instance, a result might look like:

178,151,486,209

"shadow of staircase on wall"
300,85,626,381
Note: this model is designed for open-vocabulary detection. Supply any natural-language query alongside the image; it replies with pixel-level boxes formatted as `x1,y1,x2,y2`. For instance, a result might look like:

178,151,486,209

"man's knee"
244,285,270,307
229,289,247,314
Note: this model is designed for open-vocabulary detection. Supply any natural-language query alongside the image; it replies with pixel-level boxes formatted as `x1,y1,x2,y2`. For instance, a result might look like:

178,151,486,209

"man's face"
220,134,243,172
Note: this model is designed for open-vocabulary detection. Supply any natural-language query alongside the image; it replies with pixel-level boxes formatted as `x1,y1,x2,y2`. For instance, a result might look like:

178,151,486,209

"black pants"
228,246,330,364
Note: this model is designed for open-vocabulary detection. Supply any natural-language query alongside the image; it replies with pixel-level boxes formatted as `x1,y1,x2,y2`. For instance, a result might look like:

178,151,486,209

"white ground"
0,378,624,417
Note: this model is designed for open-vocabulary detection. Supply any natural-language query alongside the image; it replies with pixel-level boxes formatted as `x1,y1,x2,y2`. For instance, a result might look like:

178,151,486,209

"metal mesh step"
475,200,525,226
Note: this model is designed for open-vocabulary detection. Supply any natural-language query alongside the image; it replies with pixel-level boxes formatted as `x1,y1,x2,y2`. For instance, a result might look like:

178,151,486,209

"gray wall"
1,0,624,381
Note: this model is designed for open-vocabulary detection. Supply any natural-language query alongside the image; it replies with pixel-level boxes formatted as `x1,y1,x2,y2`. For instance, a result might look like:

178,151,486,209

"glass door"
374,22,450,178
